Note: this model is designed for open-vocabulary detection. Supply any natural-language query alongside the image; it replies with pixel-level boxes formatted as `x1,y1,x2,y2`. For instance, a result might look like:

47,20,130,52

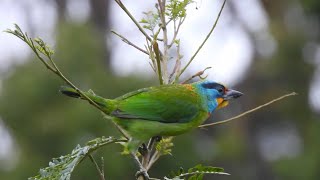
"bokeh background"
0,0,320,179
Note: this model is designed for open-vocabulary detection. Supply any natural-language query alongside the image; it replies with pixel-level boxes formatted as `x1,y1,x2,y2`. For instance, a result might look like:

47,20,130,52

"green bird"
60,80,242,151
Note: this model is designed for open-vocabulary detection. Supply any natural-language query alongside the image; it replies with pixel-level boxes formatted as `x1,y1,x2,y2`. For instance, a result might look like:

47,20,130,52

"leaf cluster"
166,0,194,20
5,24,55,69
140,11,160,31
28,137,125,180
156,137,174,156
165,164,229,180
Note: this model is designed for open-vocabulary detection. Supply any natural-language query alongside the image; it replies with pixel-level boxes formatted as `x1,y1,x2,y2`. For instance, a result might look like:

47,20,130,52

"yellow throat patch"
217,98,229,109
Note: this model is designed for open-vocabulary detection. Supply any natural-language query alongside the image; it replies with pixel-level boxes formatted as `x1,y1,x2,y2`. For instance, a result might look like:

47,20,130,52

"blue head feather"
194,80,226,113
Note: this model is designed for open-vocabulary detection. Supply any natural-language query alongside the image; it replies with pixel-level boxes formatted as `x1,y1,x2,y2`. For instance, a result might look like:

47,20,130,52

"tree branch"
181,67,212,84
111,30,149,55
158,0,169,84
179,0,227,76
168,16,186,49
89,155,105,180
132,153,150,180
153,41,164,85
114,0,152,42
199,92,298,128
169,41,182,83
5,24,131,141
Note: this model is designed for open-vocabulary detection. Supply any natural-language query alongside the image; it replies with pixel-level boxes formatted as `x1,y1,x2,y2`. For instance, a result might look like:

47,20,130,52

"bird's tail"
60,86,82,98
60,86,114,113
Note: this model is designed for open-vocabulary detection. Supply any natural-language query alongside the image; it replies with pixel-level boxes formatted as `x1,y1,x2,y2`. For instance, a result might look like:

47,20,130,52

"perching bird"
60,80,242,151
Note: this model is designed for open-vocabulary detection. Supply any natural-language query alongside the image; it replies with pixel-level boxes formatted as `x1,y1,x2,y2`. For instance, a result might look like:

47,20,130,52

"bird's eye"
218,88,224,93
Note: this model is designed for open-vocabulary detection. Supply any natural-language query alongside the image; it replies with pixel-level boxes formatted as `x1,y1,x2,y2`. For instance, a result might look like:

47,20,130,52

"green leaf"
165,164,230,180
139,18,148,24
156,137,174,156
5,24,54,57
34,37,55,57
28,136,124,180
166,0,194,20
174,39,180,45
188,173,203,180
140,11,160,31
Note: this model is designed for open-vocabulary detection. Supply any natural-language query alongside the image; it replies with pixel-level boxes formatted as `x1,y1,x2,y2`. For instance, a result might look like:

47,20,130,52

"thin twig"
170,42,182,83
141,140,152,168
146,41,156,71
6,27,57,73
46,53,118,131
181,67,212,84
111,30,149,55
199,92,298,128
101,157,105,180
104,116,130,140
114,0,152,42
146,151,160,171
168,16,186,49
141,136,158,169
6,25,131,140
6,25,105,113
179,0,227,77
89,155,105,180
158,0,169,84
153,41,163,85
132,153,150,180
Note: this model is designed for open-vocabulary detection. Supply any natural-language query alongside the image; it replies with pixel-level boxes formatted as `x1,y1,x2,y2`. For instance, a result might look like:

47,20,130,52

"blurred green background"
0,0,320,179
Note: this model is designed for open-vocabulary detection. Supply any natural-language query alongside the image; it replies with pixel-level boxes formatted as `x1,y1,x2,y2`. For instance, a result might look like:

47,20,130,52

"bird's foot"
154,136,162,142
138,143,148,156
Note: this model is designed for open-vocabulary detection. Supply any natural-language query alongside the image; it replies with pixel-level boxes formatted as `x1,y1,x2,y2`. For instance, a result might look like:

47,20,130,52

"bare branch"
146,42,156,72
146,151,160,171
153,41,164,85
6,24,131,140
101,157,105,180
158,0,169,84
132,153,150,180
89,155,105,180
179,0,227,77
169,42,182,83
114,0,152,42
181,67,212,84
168,16,186,49
199,92,298,128
111,30,149,55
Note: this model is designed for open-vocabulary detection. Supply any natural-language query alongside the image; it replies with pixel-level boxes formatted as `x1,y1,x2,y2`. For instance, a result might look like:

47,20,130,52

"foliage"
29,137,125,180
5,0,226,176
165,0,194,20
165,164,229,180
5,24,54,60
156,137,174,156
140,11,160,32
3,0,299,179
5,24,106,112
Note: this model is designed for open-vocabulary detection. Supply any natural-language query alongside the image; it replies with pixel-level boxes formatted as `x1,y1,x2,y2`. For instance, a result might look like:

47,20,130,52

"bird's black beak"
222,89,243,100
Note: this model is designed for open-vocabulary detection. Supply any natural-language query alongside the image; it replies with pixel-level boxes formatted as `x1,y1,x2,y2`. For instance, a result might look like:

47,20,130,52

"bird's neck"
192,83,218,113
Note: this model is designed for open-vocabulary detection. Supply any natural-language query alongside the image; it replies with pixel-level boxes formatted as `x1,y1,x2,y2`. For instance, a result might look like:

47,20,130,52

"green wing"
112,85,204,123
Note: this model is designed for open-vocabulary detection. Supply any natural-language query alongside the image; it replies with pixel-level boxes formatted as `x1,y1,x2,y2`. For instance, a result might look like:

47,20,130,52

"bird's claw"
154,136,162,142
138,143,148,156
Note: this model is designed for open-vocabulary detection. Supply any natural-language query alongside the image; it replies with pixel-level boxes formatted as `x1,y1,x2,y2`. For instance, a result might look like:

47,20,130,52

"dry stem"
111,30,149,55
199,92,298,128
179,0,227,76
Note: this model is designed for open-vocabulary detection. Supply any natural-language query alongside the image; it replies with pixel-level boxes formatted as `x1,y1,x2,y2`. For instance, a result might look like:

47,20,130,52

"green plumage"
60,81,242,151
